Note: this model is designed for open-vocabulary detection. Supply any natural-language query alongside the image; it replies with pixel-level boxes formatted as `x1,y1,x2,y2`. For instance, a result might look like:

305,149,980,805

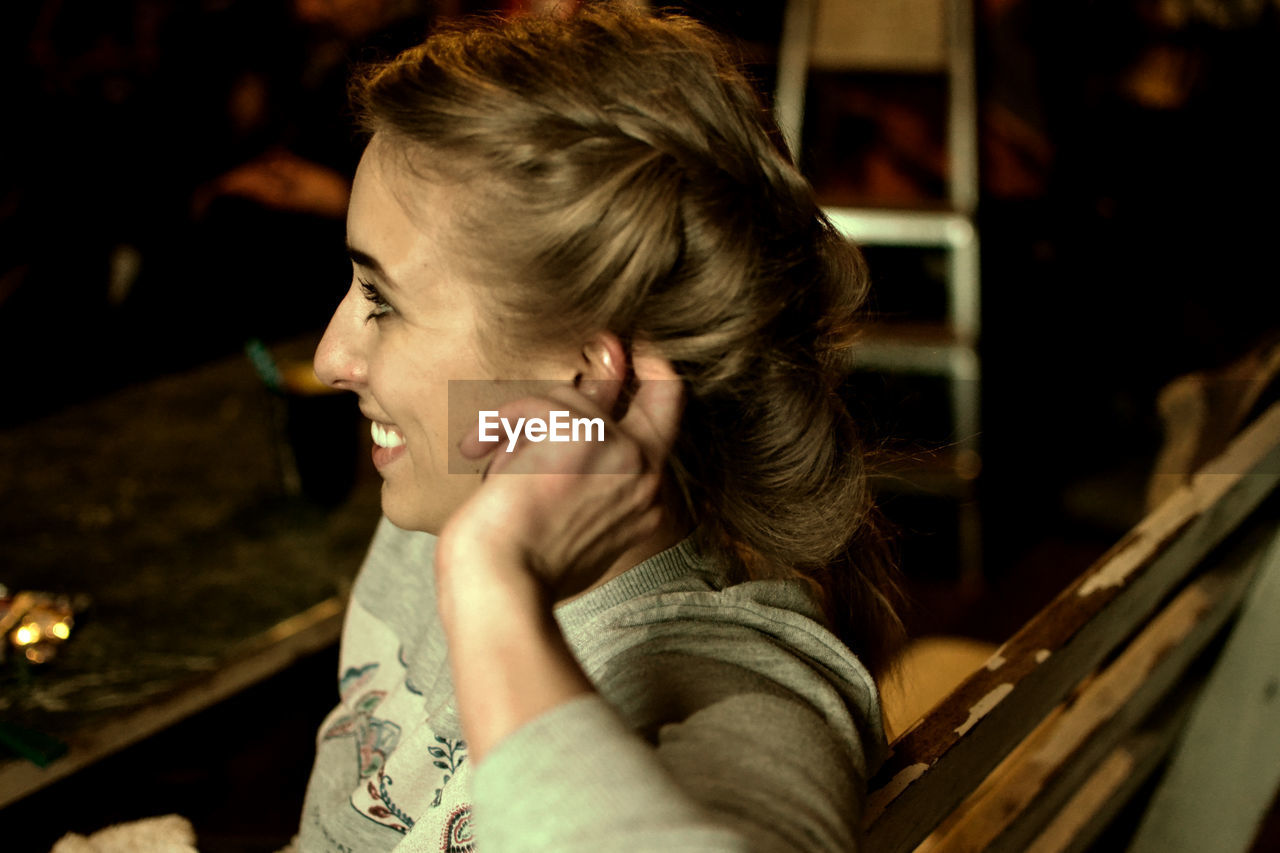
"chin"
379,470,482,535
380,489,443,535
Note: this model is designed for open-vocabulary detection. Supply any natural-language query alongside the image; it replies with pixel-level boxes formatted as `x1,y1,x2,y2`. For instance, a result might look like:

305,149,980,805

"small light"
13,624,39,646
24,645,51,664
51,621,71,640
954,448,982,481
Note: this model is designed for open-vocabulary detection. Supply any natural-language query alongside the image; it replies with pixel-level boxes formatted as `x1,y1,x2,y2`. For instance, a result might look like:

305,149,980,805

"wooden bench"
865,400,1280,852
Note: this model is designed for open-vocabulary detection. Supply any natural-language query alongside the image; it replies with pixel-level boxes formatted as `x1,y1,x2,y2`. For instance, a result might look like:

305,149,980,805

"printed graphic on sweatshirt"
428,735,467,808
322,664,471,836
441,805,475,852
323,685,412,833
398,645,426,695
338,662,379,699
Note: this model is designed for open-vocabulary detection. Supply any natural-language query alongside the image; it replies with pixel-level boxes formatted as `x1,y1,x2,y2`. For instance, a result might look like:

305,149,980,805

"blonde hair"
352,3,906,676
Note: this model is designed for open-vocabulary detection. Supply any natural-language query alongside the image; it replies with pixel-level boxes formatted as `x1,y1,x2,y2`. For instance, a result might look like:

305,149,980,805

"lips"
370,421,406,470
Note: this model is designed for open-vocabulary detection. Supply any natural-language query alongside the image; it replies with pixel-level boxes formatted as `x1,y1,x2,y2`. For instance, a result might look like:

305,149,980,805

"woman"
301,4,904,850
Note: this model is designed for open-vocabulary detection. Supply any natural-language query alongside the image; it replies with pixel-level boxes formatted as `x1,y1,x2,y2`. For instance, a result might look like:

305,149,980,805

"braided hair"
351,3,906,677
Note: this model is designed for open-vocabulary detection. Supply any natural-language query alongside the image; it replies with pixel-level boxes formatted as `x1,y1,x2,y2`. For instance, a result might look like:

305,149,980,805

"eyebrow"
347,244,397,289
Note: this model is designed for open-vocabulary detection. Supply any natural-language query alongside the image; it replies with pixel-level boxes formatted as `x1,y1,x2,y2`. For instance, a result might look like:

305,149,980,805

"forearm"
472,695,751,852
438,548,593,762
435,538,869,852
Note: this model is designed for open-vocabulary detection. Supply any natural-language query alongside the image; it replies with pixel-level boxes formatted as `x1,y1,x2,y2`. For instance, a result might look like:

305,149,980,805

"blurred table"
0,339,382,807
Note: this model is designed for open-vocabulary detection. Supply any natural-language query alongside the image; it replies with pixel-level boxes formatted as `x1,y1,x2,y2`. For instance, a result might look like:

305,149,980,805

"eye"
358,277,393,322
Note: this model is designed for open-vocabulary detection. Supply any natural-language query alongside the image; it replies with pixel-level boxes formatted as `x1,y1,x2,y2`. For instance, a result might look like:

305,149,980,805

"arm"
434,352,870,850
433,550,592,762
193,150,351,218
467,652,868,852
437,524,872,851
435,347,682,762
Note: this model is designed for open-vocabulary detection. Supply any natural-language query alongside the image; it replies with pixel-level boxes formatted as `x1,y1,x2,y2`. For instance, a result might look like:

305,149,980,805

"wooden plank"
0,595,345,808
919,520,1274,852
913,703,1069,853
1024,696,1195,853
863,402,1280,853
1128,516,1280,853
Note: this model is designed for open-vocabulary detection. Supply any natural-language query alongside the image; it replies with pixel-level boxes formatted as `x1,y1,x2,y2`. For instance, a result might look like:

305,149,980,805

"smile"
371,421,406,448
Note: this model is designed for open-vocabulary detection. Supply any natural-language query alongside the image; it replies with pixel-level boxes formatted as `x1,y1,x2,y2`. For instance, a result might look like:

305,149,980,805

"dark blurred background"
2,0,1279,849
0,0,446,426
3,0,1277,537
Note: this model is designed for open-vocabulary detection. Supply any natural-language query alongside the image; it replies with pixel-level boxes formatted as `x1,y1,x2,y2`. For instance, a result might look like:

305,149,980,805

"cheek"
370,337,431,411
379,348,457,459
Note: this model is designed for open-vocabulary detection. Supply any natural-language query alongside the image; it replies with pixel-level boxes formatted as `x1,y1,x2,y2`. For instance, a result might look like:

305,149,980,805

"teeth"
371,421,405,449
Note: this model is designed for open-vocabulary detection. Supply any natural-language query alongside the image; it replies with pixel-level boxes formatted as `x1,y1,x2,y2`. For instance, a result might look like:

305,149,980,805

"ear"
575,332,631,417
579,332,628,382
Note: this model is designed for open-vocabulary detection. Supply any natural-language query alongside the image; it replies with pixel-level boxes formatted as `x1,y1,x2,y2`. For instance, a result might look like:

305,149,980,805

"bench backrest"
863,402,1280,852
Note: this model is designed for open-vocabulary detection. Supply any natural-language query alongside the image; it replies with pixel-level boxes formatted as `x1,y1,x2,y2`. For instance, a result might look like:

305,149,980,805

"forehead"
350,138,422,232
348,138,462,276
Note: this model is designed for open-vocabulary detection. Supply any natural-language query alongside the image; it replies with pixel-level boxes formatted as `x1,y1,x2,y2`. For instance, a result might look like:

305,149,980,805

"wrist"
435,527,547,636
439,552,592,761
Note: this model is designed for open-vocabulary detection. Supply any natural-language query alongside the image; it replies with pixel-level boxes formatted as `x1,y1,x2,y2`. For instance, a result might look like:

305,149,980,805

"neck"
562,501,694,604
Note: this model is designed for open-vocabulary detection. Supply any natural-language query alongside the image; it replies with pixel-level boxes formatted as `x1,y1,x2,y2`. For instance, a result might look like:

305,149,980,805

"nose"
314,284,368,391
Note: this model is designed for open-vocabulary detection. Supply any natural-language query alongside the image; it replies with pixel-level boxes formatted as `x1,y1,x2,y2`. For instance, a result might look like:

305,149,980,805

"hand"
193,151,351,218
436,348,685,613
435,346,684,760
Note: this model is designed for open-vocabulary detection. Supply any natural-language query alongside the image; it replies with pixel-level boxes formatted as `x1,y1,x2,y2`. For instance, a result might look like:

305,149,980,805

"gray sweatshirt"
296,516,885,852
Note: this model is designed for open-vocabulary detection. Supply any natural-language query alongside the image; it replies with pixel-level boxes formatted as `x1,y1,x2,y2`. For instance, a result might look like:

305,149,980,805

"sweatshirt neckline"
553,534,717,628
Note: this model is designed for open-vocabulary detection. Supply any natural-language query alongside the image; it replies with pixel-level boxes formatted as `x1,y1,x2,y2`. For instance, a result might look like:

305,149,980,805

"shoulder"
556,536,887,778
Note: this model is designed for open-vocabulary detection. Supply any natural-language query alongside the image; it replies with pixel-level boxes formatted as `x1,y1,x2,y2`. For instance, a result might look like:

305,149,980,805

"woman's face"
314,138,573,533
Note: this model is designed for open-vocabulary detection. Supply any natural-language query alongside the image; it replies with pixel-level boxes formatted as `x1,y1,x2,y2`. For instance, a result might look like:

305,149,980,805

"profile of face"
314,137,578,533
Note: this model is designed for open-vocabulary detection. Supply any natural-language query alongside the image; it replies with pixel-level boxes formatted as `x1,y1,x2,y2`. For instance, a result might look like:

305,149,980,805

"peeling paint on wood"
955,683,1014,737
863,405,1280,853
1078,495,1191,597
865,762,930,822
1076,420,1268,598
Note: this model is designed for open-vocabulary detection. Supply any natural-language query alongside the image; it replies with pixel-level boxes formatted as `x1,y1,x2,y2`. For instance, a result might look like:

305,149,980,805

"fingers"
457,391,604,460
443,347,683,601
575,373,626,420
618,348,684,465
457,391,619,483
455,344,683,476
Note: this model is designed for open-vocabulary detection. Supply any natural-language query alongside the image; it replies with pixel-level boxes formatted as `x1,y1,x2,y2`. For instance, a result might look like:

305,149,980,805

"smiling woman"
294,4,905,852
